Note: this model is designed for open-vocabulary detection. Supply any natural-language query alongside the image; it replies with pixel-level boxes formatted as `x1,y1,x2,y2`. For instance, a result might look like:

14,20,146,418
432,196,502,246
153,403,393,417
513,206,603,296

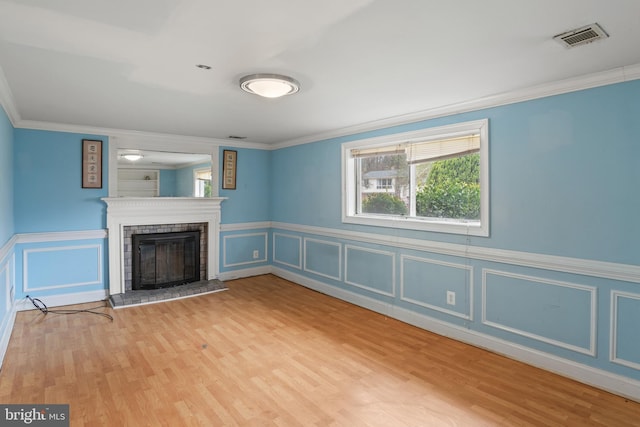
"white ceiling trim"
1,63,639,151
272,62,640,149
14,119,267,150
0,65,20,126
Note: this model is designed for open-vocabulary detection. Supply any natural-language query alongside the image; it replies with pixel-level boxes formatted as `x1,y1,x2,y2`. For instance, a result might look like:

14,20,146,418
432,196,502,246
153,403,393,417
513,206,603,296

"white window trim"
342,119,489,237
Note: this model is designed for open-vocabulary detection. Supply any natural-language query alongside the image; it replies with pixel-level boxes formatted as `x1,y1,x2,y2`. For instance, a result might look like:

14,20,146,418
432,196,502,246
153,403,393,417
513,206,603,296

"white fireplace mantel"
102,197,225,295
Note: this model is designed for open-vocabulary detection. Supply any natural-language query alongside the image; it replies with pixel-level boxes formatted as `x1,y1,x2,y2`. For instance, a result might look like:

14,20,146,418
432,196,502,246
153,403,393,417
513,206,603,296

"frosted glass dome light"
240,74,300,98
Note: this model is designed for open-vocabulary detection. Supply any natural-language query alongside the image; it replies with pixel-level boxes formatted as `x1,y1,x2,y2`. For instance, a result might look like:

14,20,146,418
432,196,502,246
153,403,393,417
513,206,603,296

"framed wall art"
222,149,237,190
82,139,103,188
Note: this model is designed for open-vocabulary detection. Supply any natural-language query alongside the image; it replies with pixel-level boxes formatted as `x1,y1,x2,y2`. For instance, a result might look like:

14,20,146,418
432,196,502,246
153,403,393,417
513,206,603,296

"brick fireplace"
102,197,225,296
125,223,206,291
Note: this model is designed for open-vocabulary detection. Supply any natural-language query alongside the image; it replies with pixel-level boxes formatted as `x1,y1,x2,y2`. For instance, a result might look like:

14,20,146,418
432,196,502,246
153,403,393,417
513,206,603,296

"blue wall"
270,141,340,228
269,80,640,385
220,147,270,224
0,107,14,366
14,129,109,232
486,82,639,264
0,107,13,245
272,80,640,265
218,147,271,274
11,129,109,303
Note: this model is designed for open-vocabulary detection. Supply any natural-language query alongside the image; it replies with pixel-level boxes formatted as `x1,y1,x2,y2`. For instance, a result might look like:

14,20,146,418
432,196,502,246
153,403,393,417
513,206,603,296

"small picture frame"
82,139,103,188
222,149,237,190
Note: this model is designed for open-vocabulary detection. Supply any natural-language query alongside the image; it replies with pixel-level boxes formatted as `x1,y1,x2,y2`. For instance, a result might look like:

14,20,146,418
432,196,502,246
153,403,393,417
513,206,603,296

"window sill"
343,214,488,237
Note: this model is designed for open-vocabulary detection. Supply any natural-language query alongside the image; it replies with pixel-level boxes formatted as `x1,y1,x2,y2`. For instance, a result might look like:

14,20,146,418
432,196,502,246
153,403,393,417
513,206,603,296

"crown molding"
14,119,269,150
272,63,640,149
3,62,640,151
0,65,20,126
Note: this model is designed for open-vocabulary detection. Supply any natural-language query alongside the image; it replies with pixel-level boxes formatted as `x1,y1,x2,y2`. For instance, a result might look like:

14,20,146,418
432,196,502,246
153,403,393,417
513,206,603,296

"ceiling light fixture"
239,73,300,98
121,152,143,161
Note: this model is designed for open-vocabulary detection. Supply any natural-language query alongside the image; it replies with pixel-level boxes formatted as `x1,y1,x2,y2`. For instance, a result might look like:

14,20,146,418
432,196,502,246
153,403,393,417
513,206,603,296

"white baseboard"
218,266,273,282
15,289,109,312
272,267,640,403
0,304,16,369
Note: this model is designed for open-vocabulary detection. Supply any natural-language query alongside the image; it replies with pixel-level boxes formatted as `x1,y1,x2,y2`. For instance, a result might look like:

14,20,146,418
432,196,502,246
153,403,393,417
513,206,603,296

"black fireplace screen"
132,231,200,290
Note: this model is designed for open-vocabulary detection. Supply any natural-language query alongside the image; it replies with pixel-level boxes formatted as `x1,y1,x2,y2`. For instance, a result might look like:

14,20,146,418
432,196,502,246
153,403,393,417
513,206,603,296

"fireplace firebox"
132,231,201,290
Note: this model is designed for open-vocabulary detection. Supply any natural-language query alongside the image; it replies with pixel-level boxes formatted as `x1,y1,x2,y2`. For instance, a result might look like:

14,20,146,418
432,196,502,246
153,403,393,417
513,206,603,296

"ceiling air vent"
554,23,608,48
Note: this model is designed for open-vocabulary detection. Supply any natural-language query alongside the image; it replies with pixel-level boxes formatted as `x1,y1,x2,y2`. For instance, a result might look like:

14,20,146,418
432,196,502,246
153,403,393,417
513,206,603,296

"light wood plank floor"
1,275,639,426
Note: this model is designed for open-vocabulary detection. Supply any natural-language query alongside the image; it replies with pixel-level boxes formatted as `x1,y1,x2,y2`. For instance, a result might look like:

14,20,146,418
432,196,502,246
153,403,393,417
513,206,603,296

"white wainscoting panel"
23,244,102,292
273,233,302,270
303,238,342,281
222,232,268,268
610,291,640,371
401,254,473,320
482,269,597,356
344,245,395,297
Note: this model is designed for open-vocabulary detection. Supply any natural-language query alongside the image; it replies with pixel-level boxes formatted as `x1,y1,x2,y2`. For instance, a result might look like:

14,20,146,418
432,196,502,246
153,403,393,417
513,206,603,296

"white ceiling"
1,0,639,146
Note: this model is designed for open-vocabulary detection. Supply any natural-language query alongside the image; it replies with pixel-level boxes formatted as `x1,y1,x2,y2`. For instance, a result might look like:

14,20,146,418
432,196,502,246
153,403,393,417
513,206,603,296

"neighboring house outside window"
362,171,397,192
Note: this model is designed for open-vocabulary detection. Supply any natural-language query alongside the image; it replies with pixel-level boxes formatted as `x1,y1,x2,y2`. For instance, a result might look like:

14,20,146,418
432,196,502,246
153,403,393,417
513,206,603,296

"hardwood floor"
1,274,639,426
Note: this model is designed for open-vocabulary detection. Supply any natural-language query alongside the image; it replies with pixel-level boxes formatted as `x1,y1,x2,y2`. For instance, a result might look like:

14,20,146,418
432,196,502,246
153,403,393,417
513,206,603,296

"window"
342,119,489,236
377,178,393,189
194,167,212,197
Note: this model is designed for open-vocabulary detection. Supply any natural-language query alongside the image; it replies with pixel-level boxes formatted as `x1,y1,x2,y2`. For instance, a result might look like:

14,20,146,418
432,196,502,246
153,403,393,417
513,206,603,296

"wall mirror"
108,137,219,198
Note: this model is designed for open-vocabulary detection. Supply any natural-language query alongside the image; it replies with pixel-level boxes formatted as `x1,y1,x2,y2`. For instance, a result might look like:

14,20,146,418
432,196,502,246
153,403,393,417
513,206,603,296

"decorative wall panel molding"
610,291,640,371
272,222,640,283
344,245,395,297
16,230,107,244
0,235,17,264
222,232,268,267
400,255,473,320
482,269,597,356
273,233,302,270
221,222,272,232
1,255,12,312
23,244,102,292
303,238,342,281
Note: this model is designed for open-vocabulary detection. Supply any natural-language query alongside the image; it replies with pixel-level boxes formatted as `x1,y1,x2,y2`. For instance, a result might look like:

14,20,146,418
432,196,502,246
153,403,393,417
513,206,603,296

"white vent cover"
554,23,609,48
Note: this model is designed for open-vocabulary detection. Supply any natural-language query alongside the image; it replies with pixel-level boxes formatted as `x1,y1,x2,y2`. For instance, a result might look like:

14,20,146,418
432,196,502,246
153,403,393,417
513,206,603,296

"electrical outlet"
446,291,456,306
253,250,259,259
